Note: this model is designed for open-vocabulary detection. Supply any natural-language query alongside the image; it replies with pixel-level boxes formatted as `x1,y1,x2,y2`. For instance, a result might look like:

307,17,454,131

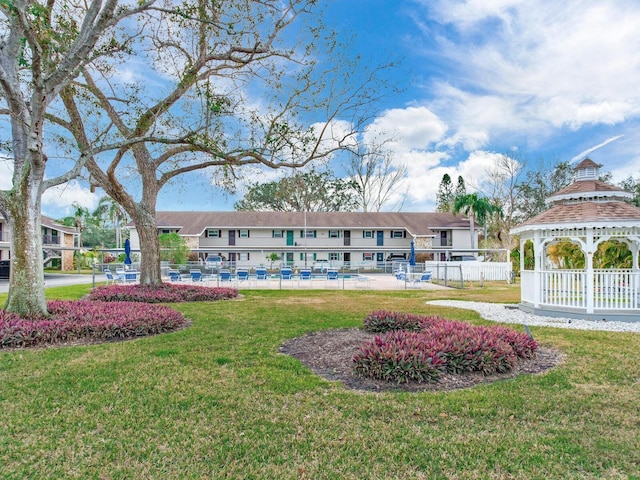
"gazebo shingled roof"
512,158,640,232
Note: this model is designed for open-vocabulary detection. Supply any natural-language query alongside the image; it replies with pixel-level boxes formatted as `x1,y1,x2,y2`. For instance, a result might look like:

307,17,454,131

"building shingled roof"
150,211,471,237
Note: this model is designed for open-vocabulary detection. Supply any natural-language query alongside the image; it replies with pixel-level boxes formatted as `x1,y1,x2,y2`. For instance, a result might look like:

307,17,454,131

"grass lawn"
1,283,638,479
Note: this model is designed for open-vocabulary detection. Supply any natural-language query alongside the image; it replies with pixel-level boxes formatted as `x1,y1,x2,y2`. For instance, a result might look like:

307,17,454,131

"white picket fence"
424,261,512,283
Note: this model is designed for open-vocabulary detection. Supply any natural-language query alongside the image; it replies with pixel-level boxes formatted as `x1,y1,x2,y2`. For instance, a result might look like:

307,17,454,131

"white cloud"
42,181,100,217
364,106,447,148
414,1,640,140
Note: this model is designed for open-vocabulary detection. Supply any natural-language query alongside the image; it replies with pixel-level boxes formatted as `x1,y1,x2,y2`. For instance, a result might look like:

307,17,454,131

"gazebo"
511,158,640,322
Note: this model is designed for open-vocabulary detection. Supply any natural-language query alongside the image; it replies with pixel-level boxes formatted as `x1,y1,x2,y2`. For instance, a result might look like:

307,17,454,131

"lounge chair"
325,269,339,287
280,267,293,281
219,269,233,284
298,269,312,287
255,268,268,281
190,269,203,282
168,269,182,282
413,271,432,287
236,269,250,285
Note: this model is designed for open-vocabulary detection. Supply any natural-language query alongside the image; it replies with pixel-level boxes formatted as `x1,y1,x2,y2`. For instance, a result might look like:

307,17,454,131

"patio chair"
236,269,250,285
298,269,312,287
115,268,127,284
255,267,268,281
104,269,117,285
325,269,339,287
412,271,432,288
219,269,233,284
124,271,138,284
280,267,293,281
190,269,203,282
168,269,182,282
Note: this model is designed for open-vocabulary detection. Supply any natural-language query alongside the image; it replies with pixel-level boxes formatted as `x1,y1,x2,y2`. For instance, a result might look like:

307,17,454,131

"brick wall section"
62,233,75,271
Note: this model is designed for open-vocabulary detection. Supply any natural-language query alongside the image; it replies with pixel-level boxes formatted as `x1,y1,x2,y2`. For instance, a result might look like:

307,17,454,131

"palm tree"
453,193,503,250
93,196,129,249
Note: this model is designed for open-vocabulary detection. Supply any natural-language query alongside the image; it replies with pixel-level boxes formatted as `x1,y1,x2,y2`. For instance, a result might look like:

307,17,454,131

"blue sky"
19,0,640,218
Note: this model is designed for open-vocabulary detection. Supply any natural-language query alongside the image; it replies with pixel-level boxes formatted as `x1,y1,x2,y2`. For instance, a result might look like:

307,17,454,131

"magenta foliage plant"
1,300,187,349
87,283,238,303
353,310,538,384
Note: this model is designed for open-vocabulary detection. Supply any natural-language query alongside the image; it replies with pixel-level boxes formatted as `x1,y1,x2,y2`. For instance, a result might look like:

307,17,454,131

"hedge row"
87,283,238,303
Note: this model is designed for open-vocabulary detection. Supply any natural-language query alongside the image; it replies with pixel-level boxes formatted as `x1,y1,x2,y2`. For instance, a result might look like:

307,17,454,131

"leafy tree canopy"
234,168,360,212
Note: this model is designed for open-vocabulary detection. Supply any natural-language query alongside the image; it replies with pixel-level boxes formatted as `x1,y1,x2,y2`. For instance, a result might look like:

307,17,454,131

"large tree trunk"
4,193,48,316
131,205,163,285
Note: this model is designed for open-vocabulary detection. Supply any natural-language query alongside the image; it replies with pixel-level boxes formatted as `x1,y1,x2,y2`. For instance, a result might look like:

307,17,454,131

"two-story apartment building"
129,211,475,269
0,214,78,272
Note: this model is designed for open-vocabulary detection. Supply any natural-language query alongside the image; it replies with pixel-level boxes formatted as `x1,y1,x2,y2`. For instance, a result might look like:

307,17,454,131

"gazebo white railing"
521,269,640,313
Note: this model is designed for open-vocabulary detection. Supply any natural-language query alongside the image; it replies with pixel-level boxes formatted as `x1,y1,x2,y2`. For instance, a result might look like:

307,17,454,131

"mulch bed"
279,328,564,392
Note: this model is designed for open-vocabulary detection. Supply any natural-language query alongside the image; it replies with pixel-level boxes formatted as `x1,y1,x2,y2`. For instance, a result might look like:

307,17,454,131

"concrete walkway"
0,274,96,294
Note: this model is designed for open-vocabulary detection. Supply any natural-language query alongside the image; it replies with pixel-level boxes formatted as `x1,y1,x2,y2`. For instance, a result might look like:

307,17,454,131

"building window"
329,230,340,238
329,252,341,261
273,230,284,238
391,230,405,238
239,252,250,261
207,229,220,238
362,252,373,261
161,229,171,235
239,229,249,238
302,230,316,238
363,230,373,238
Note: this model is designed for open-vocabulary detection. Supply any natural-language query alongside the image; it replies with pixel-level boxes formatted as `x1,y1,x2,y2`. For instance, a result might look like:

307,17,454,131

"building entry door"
343,230,351,246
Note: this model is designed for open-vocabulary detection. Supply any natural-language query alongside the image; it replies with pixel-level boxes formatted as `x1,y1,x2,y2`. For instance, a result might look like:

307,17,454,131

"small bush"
88,283,238,303
354,310,538,383
1,300,187,349
363,310,427,333
363,310,455,333
353,331,447,383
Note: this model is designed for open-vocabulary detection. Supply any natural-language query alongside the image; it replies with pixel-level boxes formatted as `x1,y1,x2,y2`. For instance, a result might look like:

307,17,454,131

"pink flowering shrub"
353,310,538,384
0,300,187,349
88,283,238,303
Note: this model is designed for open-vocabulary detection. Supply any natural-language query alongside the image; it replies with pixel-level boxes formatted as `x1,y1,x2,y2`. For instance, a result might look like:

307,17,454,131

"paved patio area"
198,273,449,291
0,273,450,293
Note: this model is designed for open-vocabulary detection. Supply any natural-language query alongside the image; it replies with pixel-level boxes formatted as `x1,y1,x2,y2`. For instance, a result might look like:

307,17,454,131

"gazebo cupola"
511,158,640,322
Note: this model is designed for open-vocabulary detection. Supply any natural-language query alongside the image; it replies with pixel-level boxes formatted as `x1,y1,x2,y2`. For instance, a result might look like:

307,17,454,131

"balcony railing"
43,235,61,246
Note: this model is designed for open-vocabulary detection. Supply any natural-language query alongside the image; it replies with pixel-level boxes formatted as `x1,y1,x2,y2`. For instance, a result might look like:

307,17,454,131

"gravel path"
426,300,640,333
